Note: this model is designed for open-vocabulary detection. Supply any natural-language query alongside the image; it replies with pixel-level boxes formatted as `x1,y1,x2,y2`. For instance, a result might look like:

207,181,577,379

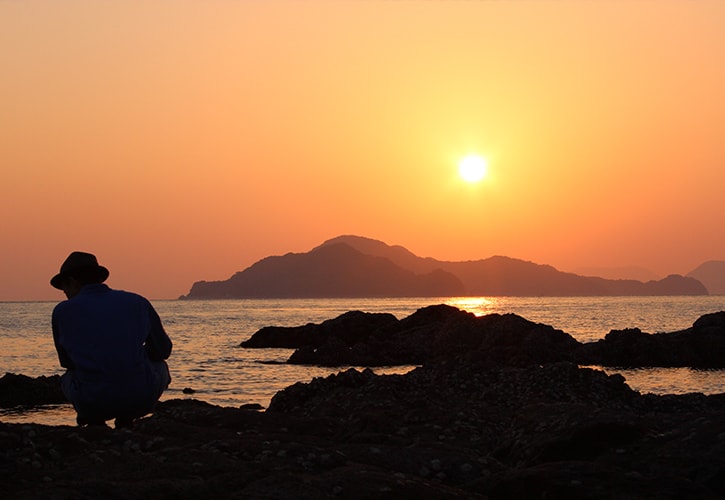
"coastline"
3,363,725,498
4,305,725,497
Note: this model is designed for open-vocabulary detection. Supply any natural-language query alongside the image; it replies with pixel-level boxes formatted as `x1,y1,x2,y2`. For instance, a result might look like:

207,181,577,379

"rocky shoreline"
3,305,725,498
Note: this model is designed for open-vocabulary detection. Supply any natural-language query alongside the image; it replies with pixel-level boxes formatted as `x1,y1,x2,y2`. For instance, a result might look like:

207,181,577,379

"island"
180,235,708,298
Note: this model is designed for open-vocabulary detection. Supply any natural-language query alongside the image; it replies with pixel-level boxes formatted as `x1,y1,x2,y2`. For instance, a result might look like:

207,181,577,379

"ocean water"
2,296,725,426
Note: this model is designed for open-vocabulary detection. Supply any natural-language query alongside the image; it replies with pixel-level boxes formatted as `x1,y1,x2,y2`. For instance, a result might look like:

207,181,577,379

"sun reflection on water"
445,297,502,317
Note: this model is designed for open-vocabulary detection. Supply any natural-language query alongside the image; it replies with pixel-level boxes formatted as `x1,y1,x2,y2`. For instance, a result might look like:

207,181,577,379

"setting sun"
458,154,488,183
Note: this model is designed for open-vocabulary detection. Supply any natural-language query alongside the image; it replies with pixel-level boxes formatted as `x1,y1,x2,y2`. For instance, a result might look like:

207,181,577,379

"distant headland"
179,235,713,299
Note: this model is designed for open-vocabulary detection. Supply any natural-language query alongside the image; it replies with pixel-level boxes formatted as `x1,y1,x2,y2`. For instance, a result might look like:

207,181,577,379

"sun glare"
458,154,488,183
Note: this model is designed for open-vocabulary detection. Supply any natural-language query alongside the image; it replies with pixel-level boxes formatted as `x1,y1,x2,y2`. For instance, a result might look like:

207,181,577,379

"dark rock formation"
240,310,399,348
243,304,580,367
244,306,725,369
0,373,65,408
580,311,725,368
181,235,709,298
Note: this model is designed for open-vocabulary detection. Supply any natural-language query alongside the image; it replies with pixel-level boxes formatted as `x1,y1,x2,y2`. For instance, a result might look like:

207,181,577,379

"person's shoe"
76,415,107,427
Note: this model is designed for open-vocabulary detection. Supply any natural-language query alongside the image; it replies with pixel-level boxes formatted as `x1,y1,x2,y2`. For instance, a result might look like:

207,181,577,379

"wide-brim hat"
50,251,109,289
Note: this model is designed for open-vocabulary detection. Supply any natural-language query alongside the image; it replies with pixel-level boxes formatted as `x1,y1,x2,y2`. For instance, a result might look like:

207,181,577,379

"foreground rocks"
3,362,725,498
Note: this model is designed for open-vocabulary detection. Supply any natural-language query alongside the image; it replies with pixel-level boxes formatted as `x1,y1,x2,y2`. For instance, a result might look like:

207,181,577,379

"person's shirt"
52,284,172,380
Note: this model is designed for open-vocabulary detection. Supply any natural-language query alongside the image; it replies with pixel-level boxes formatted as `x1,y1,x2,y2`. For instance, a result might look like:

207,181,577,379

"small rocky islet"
3,305,725,498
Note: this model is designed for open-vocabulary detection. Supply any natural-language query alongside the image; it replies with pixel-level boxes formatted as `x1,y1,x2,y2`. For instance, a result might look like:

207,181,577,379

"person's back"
50,252,172,428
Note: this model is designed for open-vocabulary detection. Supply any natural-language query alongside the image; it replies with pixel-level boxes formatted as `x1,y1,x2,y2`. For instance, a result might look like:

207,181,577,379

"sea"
2,296,725,426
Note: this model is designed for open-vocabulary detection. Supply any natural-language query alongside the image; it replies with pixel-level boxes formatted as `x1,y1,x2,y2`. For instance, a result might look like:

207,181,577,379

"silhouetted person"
50,251,172,428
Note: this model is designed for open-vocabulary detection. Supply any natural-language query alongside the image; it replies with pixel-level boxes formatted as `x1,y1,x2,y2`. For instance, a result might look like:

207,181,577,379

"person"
50,251,172,428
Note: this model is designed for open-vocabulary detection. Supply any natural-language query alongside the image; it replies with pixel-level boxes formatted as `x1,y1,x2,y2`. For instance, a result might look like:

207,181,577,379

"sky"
2,1,724,301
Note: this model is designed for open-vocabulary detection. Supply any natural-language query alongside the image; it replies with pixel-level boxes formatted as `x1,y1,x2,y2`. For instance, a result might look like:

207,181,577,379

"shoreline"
3,363,725,498
4,305,725,496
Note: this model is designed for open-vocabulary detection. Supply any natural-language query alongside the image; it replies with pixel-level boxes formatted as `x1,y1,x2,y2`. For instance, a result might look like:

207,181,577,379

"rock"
693,311,725,330
0,373,65,408
241,310,399,348
579,310,725,368
240,403,264,411
246,305,580,367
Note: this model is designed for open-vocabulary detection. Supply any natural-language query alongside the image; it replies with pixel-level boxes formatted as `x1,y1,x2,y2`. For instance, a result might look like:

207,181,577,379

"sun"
458,154,488,183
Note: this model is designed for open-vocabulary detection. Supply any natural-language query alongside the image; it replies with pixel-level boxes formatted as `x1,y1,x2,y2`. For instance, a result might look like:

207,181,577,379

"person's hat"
50,252,110,289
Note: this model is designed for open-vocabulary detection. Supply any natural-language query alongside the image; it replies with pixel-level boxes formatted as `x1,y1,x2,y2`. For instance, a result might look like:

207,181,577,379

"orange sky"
2,1,724,301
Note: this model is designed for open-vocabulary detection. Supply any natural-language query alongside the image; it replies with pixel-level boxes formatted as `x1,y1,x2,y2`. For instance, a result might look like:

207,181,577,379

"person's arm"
51,309,75,369
145,305,172,360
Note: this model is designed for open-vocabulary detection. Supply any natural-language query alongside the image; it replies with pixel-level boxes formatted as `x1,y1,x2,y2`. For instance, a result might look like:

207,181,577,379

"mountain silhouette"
573,266,660,282
181,235,708,298
183,243,464,298
688,261,725,295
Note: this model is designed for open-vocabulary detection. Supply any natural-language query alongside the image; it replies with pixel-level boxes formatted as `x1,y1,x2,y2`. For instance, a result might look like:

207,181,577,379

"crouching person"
50,252,172,429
